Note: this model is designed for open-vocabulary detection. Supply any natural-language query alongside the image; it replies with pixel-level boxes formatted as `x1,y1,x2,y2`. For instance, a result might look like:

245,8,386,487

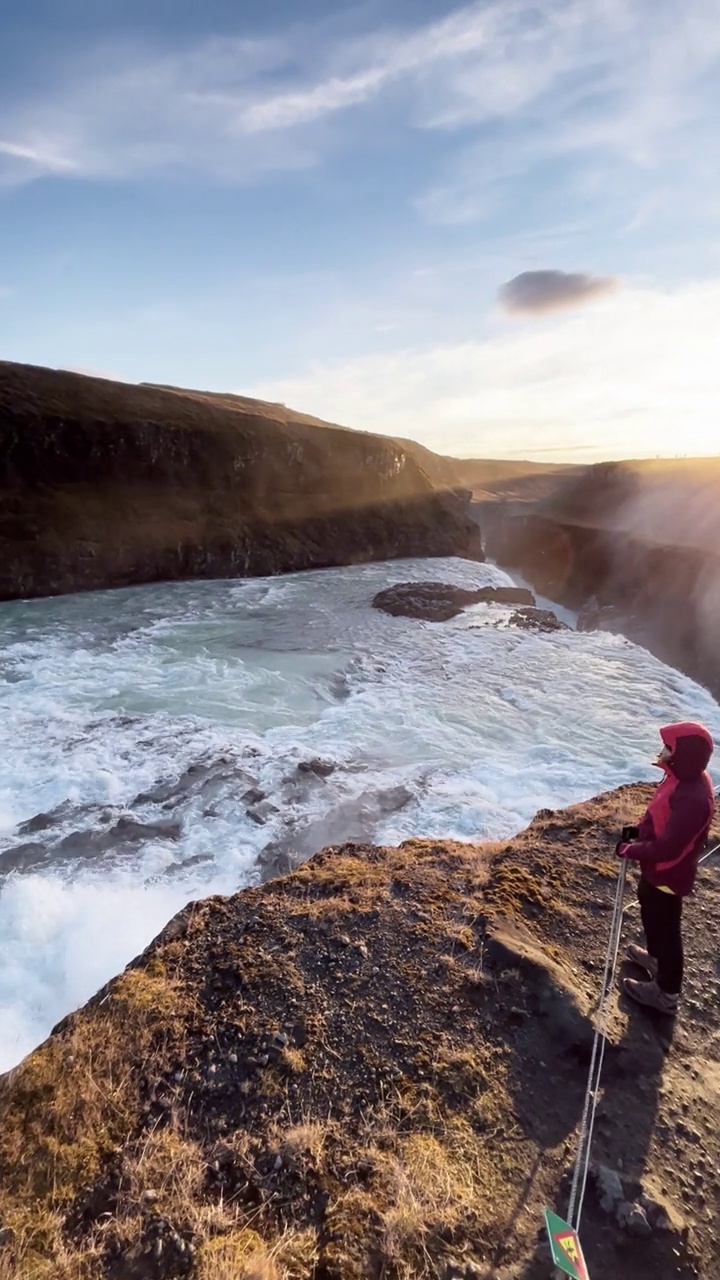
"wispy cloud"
1,0,718,191
499,270,619,316
246,278,720,461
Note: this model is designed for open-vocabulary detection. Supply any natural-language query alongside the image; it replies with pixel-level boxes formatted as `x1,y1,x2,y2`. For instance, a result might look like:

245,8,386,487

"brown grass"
0,960,193,1277
5,797,708,1280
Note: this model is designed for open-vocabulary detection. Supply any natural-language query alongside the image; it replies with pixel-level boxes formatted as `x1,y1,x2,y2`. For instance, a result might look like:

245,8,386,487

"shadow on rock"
512,959,702,1280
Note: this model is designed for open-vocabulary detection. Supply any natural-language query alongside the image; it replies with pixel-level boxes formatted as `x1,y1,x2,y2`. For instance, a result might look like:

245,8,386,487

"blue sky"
2,0,720,460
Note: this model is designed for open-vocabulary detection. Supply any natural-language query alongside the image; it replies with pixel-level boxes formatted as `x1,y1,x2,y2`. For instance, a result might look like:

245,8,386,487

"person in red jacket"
618,721,715,1014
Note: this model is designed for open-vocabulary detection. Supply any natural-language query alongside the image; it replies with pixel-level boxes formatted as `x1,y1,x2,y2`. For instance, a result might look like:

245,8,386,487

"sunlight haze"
2,0,719,460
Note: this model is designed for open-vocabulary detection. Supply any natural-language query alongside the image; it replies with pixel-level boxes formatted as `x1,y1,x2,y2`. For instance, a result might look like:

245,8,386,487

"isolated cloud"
498,270,619,316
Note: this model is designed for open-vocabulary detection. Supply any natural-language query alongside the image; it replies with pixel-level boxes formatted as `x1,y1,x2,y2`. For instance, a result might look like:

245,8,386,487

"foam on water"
1,557,718,1070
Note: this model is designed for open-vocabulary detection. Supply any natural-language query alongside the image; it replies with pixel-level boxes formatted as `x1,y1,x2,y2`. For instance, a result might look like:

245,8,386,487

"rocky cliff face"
0,362,483,601
1,788,718,1280
481,461,720,697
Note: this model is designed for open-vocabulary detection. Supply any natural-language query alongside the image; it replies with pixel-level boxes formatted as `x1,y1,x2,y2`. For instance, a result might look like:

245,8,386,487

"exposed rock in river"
372,581,535,621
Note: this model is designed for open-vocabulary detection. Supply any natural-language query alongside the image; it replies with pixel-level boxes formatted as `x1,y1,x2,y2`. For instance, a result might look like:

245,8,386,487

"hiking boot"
626,944,659,980
623,978,678,1014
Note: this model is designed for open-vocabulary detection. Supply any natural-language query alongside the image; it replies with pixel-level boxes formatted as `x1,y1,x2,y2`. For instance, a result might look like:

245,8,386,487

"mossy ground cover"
2,786,719,1279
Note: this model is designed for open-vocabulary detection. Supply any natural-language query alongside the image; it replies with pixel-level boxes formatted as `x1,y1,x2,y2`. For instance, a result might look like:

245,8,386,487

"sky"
1,0,720,461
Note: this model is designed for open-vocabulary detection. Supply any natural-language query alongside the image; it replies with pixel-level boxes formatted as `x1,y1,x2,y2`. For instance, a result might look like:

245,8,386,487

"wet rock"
246,800,279,826
508,606,569,633
50,815,183,860
257,785,413,881
16,804,75,835
242,787,266,806
112,817,182,843
258,842,302,879
0,841,49,873
372,581,534,622
297,758,336,778
162,853,212,880
135,757,255,810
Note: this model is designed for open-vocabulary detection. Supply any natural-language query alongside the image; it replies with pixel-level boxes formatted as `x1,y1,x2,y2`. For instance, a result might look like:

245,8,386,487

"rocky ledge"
2,788,719,1280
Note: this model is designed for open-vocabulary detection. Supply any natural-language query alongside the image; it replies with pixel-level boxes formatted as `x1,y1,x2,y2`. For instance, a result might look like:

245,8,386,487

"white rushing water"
1,556,718,1071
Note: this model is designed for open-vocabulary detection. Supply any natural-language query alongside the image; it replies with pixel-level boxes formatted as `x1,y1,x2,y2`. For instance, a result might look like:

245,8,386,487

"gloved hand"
615,842,631,859
621,825,639,842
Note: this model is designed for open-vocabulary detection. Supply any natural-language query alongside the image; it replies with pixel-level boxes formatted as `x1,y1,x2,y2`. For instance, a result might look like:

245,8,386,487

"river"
1,555,718,1070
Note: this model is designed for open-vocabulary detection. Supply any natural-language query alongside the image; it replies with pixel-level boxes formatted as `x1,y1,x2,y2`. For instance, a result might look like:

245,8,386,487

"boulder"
297,758,336,778
372,581,535,622
508,606,569,633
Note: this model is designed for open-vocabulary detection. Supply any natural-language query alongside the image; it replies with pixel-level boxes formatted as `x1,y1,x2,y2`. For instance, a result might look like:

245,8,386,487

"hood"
660,722,714,781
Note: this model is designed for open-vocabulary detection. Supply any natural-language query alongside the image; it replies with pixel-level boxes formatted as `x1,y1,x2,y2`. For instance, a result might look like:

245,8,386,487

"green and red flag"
543,1209,590,1280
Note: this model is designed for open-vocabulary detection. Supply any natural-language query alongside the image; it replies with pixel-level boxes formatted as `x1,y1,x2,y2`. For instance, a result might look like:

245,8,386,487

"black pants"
638,877,684,995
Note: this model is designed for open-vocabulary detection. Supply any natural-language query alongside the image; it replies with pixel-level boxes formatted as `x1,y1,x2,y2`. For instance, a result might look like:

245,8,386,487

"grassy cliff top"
2,787,719,1280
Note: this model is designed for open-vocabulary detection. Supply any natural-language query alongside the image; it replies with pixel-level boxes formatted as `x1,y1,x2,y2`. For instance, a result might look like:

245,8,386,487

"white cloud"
245,278,720,461
0,140,75,169
0,0,718,188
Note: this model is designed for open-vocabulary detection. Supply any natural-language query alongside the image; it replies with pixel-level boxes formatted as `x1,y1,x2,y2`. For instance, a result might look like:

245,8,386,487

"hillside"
0,362,483,601
143,385,580,504
2,788,719,1280
482,458,720,697
542,457,720,551
452,458,582,504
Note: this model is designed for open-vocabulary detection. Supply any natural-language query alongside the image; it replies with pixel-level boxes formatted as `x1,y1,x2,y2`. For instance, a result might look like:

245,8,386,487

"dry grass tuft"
196,1230,277,1280
378,1130,477,1257
0,961,193,1277
196,1225,319,1280
277,1121,328,1171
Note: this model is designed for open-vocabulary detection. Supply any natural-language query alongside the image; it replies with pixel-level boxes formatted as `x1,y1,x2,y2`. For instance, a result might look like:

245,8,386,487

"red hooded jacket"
622,722,715,896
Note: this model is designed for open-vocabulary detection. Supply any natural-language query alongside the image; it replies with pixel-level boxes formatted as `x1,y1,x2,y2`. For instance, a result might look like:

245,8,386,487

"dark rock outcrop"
372,581,535,621
0,361,484,601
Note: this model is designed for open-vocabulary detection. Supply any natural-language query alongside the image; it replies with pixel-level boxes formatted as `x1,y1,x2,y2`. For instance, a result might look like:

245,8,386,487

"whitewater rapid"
1,557,718,1070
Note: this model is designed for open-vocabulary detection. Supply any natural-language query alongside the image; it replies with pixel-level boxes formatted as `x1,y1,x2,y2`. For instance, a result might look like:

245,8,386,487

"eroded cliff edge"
0,361,483,600
2,788,719,1279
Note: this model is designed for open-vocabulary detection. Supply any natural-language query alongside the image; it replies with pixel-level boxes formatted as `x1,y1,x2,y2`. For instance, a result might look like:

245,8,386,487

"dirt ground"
1,783,719,1280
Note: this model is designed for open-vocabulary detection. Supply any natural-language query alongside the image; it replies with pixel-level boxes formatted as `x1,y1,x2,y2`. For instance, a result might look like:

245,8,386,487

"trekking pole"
543,859,627,1279
699,838,720,866
567,857,628,1230
698,784,720,866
